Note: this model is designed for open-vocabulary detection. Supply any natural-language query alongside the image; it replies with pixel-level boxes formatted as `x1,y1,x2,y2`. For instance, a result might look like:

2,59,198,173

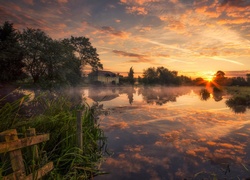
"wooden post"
26,128,39,160
0,128,53,179
76,110,83,150
0,129,26,179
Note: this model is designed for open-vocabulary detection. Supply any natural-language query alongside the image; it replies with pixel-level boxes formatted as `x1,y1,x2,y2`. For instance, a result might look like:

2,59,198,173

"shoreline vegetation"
0,91,109,179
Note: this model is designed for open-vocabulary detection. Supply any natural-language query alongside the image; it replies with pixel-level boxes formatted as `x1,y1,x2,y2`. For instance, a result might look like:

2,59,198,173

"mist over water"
10,85,250,179
82,86,250,180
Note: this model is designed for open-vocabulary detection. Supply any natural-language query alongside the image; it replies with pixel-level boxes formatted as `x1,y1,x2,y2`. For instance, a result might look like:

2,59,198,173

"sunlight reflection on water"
84,86,250,180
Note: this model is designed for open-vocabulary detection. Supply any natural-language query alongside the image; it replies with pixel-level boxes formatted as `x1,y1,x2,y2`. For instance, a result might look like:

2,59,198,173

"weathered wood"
0,128,53,180
0,134,50,154
26,128,39,160
76,110,83,150
25,162,54,180
1,129,26,179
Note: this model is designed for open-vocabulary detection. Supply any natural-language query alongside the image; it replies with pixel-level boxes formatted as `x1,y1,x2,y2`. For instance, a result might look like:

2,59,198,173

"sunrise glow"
1,0,250,78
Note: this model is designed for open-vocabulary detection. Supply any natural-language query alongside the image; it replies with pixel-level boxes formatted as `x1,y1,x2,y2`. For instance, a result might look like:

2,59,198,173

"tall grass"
0,92,108,179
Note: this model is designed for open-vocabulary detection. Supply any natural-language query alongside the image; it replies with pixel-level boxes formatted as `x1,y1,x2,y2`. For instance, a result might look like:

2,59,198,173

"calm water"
82,86,250,180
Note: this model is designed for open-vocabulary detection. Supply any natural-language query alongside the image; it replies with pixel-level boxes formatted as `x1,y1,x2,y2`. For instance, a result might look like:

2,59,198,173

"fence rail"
0,128,53,180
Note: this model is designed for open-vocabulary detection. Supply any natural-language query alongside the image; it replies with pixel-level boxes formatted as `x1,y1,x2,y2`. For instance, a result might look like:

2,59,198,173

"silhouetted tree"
230,77,247,86
142,67,158,84
64,36,103,71
212,70,229,87
20,28,52,84
128,66,135,85
0,21,25,82
42,39,81,87
247,74,250,86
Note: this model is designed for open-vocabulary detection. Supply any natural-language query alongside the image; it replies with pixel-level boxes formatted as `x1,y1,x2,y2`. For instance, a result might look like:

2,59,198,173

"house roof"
88,70,117,77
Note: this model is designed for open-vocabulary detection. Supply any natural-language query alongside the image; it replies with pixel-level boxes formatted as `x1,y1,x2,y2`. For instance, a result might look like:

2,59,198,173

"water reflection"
138,86,191,105
97,104,250,179
87,86,250,179
226,96,250,114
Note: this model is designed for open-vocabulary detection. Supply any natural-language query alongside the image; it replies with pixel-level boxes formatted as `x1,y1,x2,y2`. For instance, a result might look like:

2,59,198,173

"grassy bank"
225,86,250,113
0,92,108,179
226,86,250,97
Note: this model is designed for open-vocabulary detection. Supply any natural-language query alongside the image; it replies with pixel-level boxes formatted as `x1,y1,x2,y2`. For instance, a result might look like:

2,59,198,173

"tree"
142,67,158,84
42,39,81,87
19,28,52,84
128,66,135,85
247,74,250,86
156,67,178,85
0,21,25,82
213,70,226,86
65,36,103,71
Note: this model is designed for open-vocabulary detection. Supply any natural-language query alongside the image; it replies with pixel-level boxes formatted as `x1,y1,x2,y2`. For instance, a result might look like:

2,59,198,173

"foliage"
41,39,82,88
19,28,52,84
0,93,108,179
0,21,25,82
0,94,29,132
226,87,250,113
0,21,103,88
141,66,191,85
128,66,135,85
64,36,103,71
229,77,248,86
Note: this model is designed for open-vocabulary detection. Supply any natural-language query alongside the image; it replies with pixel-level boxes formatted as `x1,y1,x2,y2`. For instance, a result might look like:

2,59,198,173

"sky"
1,0,250,79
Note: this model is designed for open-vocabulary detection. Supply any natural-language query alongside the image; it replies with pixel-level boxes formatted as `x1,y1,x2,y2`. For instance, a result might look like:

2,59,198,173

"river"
81,86,250,180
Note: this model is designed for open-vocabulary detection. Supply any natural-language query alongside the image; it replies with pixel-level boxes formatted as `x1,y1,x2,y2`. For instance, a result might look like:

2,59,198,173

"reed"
0,93,108,179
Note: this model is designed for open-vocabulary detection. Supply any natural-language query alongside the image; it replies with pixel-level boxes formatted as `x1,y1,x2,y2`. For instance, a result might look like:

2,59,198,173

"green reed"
0,93,108,179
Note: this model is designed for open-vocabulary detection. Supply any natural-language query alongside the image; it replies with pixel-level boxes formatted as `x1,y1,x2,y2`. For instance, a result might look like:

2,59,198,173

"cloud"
57,0,68,4
113,50,153,63
220,0,250,7
126,6,148,15
99,26,130,39
23,0,34,5
211,57,244,65
120,0,160,5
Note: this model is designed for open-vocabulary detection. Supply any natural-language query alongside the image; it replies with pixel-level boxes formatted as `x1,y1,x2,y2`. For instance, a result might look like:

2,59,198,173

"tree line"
0,21,103,88
123,67,250,87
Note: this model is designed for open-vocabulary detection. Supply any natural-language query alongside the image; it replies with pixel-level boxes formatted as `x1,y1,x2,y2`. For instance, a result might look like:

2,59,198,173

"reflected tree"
226,95,250,113
138,86,190,105
126,86,135,104
200,89,210,101
128,67,135,85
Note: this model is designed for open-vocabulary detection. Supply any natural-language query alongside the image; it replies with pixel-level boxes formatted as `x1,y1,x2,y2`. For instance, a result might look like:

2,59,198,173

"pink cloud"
23,0,34,5
57,0,68,3
126,6,148,15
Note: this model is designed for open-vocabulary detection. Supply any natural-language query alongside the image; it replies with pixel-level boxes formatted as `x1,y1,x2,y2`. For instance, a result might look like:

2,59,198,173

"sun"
206,76,214,82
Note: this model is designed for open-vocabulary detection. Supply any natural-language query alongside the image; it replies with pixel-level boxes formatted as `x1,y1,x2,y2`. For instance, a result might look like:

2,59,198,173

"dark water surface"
85,86,250,180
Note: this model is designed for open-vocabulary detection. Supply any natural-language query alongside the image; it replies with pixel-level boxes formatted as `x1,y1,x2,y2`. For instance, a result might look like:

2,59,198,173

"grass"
225,86,250,113
226,86,250,97
0,92,108,179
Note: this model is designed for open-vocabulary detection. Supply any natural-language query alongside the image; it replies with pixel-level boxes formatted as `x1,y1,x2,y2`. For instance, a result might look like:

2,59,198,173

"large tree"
64,36,103,71
0,21,25,82
142,67,158,84
19,28,52,84
42,39,81,87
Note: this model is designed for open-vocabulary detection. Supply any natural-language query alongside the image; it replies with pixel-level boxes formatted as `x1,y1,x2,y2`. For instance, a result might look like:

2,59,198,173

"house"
88,70,119,85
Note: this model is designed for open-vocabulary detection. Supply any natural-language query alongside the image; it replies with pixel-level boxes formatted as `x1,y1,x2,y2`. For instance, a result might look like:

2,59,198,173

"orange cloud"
126,6,148,15
99,26,131,39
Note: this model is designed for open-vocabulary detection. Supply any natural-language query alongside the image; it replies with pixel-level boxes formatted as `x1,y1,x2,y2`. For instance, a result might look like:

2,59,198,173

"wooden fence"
0,128,53,180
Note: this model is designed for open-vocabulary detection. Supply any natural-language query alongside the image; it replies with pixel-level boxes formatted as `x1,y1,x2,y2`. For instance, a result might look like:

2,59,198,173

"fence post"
76,110,83,150
27,128,39,160
1,129,26,179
